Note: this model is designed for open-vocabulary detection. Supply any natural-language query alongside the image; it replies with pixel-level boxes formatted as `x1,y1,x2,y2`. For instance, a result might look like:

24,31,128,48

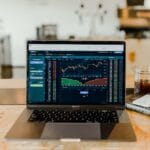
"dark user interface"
28,50,124,105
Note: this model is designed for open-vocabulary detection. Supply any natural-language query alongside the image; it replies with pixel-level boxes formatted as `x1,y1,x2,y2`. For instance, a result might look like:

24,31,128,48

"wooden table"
0,79,150,150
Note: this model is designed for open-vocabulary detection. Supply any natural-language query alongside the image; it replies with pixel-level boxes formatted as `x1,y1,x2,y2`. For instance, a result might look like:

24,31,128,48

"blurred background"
0,0,150,79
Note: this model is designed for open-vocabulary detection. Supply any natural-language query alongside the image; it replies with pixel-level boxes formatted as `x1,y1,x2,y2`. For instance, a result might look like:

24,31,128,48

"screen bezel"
27,41,126,109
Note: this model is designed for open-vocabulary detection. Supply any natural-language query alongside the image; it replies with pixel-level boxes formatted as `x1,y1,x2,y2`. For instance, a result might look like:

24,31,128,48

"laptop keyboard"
29,109,119,123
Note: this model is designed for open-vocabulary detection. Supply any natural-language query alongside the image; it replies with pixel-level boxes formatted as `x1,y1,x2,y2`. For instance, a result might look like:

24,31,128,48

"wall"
0,0,125,66
126,39,150,75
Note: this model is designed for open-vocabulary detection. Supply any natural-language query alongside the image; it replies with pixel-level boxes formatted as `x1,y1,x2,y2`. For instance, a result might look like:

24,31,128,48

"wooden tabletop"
0,106,149,150
0,79,149,150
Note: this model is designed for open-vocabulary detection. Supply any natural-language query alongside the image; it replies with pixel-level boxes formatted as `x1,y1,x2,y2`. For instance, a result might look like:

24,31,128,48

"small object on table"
126,94,150,116
134,66,150,95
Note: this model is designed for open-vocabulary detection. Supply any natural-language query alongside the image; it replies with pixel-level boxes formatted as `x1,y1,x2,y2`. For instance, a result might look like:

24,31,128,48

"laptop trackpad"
41,123,101,139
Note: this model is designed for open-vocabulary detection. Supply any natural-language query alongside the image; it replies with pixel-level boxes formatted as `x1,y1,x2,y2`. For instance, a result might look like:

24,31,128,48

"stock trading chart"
60,60,108,87
56,59,109,104
28,50,124,105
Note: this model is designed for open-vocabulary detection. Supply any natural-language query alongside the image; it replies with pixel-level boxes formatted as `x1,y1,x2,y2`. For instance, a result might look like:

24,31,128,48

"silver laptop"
6,41,136,141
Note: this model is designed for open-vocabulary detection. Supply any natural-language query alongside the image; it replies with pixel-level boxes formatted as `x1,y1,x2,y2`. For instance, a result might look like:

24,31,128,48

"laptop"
6,41,136,140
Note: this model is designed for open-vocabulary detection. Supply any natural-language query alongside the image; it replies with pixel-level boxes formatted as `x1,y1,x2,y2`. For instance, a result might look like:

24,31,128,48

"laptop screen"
27,41,125,106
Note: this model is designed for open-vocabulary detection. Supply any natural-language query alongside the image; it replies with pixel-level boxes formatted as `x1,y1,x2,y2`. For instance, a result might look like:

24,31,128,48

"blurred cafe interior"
0,0,150,80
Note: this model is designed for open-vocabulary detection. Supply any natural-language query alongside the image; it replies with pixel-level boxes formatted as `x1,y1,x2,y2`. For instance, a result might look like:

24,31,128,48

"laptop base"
6,109,136,141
